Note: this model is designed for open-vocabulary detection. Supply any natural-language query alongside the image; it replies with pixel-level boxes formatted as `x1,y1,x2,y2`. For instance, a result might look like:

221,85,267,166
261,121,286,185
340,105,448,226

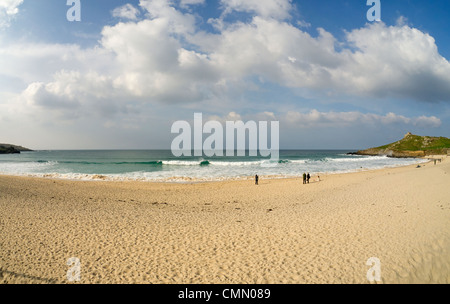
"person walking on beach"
302,173,306,184
255,174,259,185
307,173,310,184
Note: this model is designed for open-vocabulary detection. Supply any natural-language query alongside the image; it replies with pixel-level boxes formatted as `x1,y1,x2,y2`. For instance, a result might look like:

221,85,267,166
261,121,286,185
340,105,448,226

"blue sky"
1,0,449,150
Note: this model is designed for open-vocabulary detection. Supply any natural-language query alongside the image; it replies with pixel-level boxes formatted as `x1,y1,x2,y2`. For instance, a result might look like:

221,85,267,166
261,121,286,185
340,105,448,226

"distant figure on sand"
302,173,306,184
255,174,259,185
307,173,310,184
317,175,320,182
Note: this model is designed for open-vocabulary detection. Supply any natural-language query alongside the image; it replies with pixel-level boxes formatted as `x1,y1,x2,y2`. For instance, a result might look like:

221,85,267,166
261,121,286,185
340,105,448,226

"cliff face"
355,133,450,158
0,144,33,154
356,148,427,158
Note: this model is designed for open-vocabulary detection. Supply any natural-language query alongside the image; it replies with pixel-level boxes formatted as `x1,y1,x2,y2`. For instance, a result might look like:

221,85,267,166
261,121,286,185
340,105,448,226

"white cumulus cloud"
0,0,23,28
180,0,205,7
112,4,140,20
220,0,293,20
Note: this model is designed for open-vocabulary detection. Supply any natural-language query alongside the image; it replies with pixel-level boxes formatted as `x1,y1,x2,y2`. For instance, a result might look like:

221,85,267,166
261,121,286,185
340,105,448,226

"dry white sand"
1,156,449,284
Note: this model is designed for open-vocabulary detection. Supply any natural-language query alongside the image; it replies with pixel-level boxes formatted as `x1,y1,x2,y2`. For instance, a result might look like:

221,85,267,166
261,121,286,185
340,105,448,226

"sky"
0,0,449,150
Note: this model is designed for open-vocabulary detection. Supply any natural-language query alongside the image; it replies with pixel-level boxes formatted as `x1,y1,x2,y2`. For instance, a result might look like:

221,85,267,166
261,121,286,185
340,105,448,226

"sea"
0,150,427,183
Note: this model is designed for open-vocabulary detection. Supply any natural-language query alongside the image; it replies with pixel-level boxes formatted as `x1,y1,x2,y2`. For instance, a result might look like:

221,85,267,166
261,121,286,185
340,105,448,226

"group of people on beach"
433,158,442,165
302,172,310,184
255,173,320,185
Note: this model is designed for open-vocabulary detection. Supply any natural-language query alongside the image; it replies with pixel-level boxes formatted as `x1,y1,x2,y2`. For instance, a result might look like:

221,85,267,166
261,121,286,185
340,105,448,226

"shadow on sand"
0,268,58,284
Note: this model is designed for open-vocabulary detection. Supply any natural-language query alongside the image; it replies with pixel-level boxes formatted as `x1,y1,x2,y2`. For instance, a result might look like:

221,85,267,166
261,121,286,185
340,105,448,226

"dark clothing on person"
302,173,306,184
307,173,310,184
255,175,259,185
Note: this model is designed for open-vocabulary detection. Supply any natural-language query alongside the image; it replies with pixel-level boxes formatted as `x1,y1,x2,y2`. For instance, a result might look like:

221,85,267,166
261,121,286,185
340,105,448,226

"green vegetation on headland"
353,133,450,158
0,144,33,154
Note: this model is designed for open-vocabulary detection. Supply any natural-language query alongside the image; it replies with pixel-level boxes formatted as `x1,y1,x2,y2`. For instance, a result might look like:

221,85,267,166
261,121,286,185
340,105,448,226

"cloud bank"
0,0,447,143
8,0,449,110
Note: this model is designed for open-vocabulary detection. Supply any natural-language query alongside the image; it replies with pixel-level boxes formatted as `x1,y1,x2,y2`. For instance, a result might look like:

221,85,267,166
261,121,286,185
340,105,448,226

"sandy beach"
1,157,449,284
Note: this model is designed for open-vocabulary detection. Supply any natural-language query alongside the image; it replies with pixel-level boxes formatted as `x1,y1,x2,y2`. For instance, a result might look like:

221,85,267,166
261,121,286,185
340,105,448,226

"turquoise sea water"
0,150,426,182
